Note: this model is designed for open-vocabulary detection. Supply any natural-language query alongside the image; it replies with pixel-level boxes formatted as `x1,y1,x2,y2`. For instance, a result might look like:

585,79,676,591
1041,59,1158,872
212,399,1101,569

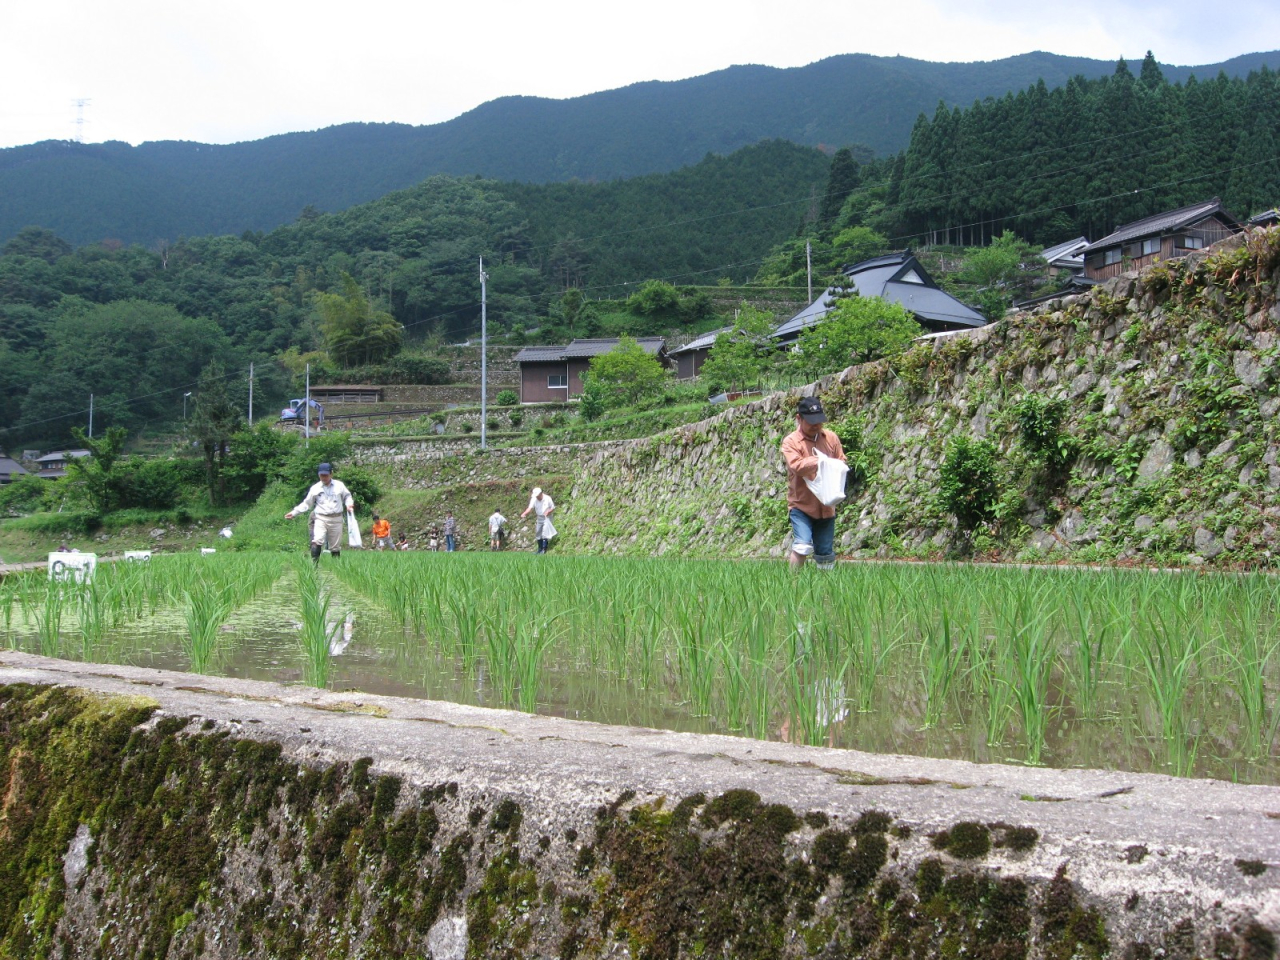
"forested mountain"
0,141,830,445
885,56,1280,244
757,56,1280,295
3,50,1277,247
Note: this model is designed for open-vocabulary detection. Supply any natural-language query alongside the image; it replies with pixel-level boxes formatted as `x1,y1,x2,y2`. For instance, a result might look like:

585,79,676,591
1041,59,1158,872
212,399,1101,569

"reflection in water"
4,566,1280,787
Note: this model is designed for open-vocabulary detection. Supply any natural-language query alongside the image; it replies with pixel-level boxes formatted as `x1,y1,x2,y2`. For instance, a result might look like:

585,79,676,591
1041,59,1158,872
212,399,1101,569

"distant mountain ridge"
3,49,1278,247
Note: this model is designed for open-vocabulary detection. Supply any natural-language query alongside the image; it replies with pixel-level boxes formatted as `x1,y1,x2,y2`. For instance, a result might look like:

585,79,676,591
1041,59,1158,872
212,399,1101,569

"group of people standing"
286,396,845,570
285,464,557,558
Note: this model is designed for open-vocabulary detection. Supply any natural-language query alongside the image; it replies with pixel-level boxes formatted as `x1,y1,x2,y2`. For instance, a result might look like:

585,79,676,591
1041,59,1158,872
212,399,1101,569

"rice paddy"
2,551,1278,784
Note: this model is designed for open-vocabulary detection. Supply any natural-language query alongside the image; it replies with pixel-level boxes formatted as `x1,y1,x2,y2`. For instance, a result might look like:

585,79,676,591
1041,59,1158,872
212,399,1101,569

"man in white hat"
520,487,556,554
285,462,355,561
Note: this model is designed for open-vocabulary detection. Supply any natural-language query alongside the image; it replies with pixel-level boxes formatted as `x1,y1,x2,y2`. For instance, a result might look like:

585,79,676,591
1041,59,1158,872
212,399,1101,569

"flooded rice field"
4,551,1279,784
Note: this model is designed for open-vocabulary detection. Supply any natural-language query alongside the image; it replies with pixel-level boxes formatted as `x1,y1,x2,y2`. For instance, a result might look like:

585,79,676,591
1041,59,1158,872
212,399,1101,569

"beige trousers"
311,513,344,551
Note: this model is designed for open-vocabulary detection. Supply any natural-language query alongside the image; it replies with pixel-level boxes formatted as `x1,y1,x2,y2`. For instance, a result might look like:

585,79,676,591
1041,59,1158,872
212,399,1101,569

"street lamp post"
183,392,193,420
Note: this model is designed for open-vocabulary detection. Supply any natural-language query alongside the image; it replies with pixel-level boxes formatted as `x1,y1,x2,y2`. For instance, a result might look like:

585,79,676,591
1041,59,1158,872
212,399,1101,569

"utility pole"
88,394,93,438
479,256,488,452
806,240,813,303
304,364,311,446
248,363,254,426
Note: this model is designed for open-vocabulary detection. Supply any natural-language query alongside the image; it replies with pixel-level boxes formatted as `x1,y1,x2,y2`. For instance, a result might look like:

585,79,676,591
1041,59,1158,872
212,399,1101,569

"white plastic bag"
347,513,363,548
542,517,558,540
804,449,849,507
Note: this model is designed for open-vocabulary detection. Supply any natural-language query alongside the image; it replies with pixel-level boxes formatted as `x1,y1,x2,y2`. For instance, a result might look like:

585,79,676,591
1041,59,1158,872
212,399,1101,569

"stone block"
1193,527,1225,559
1137,439,1176,479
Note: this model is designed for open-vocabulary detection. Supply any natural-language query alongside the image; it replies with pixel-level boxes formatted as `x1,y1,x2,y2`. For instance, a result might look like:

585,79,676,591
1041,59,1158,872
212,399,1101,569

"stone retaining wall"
2,653,1276,959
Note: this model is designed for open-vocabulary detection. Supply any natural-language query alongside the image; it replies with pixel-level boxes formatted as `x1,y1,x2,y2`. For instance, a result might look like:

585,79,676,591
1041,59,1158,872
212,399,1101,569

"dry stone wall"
350,230,1280,565
560,230,1280,564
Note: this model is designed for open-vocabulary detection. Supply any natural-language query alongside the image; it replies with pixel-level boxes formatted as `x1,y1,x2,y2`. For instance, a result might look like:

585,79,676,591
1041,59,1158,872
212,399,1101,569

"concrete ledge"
1,651,1277,958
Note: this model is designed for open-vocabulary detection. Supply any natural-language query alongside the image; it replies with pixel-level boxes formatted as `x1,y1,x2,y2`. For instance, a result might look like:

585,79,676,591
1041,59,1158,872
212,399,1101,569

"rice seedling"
183,583,232,673
33,578,67,658
295,560,338,688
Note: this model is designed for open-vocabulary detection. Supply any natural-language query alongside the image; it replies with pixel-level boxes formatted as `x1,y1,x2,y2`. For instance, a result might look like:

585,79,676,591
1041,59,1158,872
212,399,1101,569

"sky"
2,0,1277,151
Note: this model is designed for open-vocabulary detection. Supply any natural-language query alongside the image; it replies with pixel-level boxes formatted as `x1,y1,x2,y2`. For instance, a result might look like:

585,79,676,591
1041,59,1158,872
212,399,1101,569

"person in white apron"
520,487,556,554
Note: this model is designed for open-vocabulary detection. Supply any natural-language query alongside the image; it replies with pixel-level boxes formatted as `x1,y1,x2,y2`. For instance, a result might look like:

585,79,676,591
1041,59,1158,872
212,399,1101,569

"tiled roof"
775,251,985,339
1081,198,1238,254
0,457,27,476
515,337,667,362
1040,237,1090,266
34,449,91,464
669,327,732,355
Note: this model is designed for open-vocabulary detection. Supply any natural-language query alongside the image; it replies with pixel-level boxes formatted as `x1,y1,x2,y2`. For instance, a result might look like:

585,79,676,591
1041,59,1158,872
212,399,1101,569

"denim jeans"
789,508,835,567
445,534,456,552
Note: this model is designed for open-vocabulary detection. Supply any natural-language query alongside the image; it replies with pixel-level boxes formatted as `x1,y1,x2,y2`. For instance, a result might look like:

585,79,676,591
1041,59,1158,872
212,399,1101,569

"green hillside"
0,141,830,446
2,50,1277,247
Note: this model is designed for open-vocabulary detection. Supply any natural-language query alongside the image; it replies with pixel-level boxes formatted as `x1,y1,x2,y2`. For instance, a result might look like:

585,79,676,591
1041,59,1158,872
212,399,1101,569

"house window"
1141,238,1161,256
1103,248,1122,266
547,374,568,388
1176,235,1204,250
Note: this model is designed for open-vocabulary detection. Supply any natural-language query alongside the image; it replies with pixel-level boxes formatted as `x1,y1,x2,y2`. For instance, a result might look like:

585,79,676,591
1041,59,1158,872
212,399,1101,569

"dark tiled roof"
0,457,27,476
512,345,565,363
1081,198,1240,254
515,337,667,362
775,251,985,339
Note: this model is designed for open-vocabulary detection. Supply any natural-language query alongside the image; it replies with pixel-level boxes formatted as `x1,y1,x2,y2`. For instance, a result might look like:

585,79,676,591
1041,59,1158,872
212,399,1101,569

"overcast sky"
2,0,1276,151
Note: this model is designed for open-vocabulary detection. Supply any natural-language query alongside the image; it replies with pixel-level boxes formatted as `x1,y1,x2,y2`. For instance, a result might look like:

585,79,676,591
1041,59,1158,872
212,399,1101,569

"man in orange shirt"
372,514,392,551
780,396,847,571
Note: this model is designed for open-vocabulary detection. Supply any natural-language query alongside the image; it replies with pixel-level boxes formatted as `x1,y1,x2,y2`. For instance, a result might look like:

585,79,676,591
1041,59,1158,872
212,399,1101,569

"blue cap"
317,462,332,474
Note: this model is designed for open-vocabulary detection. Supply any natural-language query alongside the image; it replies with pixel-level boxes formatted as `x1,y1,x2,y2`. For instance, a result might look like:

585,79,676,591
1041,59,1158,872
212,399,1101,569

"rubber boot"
331,550,340,560
310,543,322,563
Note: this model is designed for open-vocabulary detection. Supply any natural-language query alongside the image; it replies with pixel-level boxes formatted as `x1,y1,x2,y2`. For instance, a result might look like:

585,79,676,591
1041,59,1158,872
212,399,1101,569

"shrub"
939,436,1002,532
792,295,922,379
582,336,671,409
1011,393,1076,474
495,389,519,407
0,473,52,515
461,422,474,433
507,408,524,428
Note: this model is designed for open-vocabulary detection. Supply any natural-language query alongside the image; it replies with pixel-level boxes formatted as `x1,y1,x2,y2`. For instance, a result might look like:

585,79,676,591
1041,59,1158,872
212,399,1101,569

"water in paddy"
4,561,1279,786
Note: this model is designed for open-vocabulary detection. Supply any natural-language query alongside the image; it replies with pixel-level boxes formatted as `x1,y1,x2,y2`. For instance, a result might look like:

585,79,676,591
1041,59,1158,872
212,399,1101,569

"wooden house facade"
1081,198,1241,282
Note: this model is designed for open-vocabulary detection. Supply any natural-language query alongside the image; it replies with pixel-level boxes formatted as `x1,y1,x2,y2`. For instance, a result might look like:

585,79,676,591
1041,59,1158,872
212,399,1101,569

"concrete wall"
2,653,1276,958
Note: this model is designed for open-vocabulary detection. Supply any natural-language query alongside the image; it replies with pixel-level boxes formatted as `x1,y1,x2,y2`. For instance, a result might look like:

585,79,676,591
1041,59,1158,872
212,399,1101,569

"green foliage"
189,361,244,506
577,381,606,421
0,473,52,516
830,226,888,266
494,389,519,407
222,422,299,504
582,336,672,410
698,305,776,394
1011,394,1077,473
107,457,205,511
793,296,921,379
939,436,1003,532
314,273,402,367
17,300,231,440
65,425,129,515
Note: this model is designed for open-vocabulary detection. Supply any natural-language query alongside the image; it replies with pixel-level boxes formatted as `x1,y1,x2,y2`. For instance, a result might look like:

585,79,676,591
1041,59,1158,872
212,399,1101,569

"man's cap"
797,397,826,424
317,462,332,474
532,487,542,497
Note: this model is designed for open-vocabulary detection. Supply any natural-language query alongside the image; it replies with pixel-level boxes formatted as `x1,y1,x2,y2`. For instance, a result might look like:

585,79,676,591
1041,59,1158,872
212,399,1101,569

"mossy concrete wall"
366,230,1280,565
2,651,1277,959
